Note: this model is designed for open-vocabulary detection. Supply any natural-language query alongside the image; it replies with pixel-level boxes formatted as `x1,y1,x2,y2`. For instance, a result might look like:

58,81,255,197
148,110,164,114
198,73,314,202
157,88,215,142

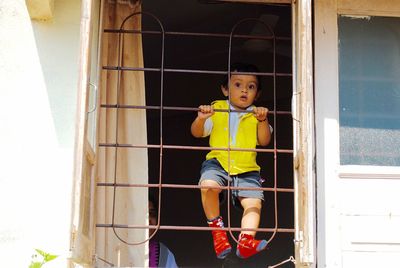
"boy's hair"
222,62,262,91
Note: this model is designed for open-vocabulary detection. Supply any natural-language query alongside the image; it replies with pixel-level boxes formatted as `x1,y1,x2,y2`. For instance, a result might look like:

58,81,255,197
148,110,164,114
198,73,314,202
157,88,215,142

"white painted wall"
0,0,81,267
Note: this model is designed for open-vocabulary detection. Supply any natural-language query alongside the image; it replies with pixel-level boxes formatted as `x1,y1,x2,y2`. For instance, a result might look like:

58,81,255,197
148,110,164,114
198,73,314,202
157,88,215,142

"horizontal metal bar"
101,66,292,77
95,223,295,233
96,182,295,193
98,143,294,154
103,28,291,41
99,104,293,116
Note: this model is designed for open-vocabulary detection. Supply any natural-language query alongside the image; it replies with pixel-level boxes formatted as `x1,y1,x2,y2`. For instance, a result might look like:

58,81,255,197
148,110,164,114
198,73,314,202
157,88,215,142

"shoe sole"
235,240,267,259
217,247,232,259
257,240,267,251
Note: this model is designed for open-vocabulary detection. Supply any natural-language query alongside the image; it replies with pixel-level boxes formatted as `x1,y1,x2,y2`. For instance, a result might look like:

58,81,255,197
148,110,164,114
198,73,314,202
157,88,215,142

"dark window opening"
142,1,293,267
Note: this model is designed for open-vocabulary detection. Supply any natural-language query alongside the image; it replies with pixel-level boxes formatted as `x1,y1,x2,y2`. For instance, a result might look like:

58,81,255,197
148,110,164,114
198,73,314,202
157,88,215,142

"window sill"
339,165,400,179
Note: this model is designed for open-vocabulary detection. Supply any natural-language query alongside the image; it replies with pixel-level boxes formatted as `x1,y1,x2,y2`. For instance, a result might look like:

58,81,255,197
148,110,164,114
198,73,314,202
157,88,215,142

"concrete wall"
0,0,81,266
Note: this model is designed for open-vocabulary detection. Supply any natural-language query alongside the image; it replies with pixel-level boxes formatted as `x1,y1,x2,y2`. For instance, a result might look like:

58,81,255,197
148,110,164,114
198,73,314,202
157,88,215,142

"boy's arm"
253,107,271,146
191,105,214,138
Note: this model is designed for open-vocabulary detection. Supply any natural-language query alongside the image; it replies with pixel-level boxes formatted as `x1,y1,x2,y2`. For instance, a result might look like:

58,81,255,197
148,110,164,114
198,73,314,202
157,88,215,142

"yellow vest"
206,100,260,175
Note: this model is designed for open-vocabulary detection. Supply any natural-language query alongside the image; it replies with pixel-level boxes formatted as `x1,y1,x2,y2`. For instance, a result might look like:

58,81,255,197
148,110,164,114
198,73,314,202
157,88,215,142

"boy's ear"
221,85,229,97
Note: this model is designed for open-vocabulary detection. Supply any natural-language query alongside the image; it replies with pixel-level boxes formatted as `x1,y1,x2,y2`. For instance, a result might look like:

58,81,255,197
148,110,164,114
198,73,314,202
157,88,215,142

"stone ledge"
25,0,54,20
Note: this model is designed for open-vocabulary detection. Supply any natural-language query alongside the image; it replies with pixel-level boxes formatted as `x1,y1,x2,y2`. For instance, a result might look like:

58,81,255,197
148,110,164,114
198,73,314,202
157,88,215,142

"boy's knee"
200,180,222,194
240,197,262,209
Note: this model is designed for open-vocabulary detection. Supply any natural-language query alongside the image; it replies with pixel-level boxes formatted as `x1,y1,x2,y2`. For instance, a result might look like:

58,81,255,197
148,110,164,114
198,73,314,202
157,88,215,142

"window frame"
71,0,318,267
337,15,400,168
291,0,316,266
337,7,400,177
69,0,102,265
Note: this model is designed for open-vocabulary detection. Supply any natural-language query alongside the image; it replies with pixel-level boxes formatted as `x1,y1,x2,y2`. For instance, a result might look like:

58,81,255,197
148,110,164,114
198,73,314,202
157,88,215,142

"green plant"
29,249,58,268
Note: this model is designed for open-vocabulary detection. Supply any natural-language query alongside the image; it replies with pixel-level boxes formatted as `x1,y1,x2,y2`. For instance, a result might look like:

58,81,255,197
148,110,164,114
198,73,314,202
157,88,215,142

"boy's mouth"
240,95,248,101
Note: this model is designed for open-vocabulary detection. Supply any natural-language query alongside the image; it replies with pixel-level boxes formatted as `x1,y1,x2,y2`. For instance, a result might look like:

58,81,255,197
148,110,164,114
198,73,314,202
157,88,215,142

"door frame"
292,0,316,267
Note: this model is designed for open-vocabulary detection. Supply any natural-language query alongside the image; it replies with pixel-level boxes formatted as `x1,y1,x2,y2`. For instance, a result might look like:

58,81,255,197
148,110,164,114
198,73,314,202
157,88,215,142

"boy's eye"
234,82,241,88
248,84,257,90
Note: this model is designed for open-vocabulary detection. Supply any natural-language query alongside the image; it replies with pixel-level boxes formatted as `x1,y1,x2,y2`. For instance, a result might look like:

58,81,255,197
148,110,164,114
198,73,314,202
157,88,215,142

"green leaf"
29,261,43,268
34,249,47,257
44,254,58,262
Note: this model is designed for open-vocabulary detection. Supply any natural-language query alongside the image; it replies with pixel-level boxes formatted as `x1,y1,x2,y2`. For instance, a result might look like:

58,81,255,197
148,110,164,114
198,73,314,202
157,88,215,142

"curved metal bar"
111,11,165,246
227,18,281,246
225,18,277,249
267,19,279,245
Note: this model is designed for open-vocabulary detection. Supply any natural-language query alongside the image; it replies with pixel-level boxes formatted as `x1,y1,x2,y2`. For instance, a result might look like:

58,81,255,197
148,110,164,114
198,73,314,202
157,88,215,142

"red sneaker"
208,216,232,259
236,233,267,259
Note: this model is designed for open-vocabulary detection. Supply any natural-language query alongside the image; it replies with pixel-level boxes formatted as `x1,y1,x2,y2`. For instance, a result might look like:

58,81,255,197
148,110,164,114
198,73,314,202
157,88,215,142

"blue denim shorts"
199,158,264,210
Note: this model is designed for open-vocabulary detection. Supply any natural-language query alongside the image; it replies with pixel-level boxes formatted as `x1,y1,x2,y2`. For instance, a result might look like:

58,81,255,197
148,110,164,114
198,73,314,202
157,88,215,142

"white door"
315,1,400,267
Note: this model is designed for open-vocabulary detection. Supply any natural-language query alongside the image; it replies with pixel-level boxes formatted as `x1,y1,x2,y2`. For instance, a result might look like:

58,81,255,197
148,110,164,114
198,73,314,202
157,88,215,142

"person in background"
149,194,178,268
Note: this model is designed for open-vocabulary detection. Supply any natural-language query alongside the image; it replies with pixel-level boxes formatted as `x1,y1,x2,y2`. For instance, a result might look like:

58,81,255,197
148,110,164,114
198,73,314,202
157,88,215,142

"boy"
191,63,272,259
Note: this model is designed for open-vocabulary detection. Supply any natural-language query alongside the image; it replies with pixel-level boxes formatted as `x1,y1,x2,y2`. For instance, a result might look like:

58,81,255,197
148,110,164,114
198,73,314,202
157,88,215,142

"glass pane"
339,16,400,166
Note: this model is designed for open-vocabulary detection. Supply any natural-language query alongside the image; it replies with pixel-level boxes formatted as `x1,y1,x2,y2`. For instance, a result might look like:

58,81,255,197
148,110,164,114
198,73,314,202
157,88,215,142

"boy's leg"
200,179,232,259
240,197,261,237
236,197,267,259
199,159,233,258
200,179,222,219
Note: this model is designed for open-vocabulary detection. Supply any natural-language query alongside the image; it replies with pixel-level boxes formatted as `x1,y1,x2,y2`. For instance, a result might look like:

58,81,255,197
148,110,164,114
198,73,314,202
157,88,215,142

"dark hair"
149,191,158,213
222,62,262,91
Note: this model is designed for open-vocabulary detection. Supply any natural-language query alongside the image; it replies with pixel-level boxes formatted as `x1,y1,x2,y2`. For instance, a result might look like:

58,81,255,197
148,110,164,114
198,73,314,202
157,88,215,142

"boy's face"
221,74,260,110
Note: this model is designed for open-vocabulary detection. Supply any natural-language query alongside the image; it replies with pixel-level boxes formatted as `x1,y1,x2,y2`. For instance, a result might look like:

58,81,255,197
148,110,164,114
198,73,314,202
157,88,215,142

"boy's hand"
197,105,215,120
253,107,269,122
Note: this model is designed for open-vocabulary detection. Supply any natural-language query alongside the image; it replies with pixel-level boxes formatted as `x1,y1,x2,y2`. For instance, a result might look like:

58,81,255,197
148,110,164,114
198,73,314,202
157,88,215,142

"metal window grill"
96,10,294,263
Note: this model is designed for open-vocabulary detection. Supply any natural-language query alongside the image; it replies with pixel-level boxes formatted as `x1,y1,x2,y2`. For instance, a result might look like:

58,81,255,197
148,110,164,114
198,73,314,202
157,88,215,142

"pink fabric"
149,240,159,267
